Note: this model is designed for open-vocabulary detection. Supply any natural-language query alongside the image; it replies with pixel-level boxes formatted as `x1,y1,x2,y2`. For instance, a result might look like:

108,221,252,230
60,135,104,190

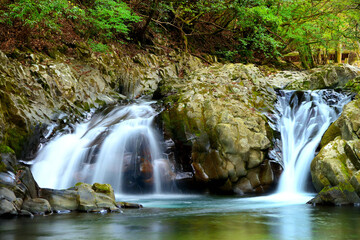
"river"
1,194,360,240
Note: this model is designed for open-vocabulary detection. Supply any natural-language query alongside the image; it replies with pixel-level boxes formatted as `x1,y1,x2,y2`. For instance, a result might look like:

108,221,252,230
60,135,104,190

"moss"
0,144,15,154
92,183,112,195
5,127,27,158
338,181,356,192
0,161,6,172
75,182,84,187
320,123,341,148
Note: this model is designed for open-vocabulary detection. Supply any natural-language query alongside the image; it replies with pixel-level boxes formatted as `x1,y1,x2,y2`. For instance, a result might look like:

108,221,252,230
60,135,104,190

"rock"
13,198,23,211
286,64,360,90
321,99,360,147
19,210,34,217
160,63,278,194
18,167,39,199
310,136,360,204
75,183,97,212
0,199,17,215
0,187,16,202
22,198,51,215
117,202,143,209
308,183,360,206
74,182,118,212
40,188,78,211
92,183,115,200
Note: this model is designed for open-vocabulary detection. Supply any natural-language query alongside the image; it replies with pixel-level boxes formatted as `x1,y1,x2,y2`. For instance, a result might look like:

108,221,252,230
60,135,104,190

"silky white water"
269,90,352,195
32,101,172,194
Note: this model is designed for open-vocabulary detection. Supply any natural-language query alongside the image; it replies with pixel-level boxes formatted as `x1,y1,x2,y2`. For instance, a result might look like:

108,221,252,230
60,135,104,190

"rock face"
310,98,360,205
285,64,360,90
159,63,281,194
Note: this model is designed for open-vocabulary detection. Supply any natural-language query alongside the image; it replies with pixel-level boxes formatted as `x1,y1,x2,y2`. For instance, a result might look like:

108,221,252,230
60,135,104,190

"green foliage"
87,0,141,39
0,0,84,30
88,39,109,53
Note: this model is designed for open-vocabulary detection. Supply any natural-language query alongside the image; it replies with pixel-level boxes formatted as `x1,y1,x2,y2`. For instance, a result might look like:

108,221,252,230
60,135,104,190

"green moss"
0,161,6,172
320,123,341,148
5,128,27,158
75,182,84,187
338,181,355,192
0,144,15,154
92,183,112,194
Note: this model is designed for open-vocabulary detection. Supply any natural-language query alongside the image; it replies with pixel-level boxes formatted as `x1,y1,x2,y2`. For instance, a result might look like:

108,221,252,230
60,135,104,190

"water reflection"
1,196,360,240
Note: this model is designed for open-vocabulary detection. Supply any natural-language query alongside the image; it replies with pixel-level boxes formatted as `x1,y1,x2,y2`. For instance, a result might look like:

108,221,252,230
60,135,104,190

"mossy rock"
92,183,114,199
320,123,341,148
309,182,360,205
0,145,15,155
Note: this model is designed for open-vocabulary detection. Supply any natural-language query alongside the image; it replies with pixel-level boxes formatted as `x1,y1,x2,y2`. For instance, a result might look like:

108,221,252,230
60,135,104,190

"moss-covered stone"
320,123,342,148
0,145,15,155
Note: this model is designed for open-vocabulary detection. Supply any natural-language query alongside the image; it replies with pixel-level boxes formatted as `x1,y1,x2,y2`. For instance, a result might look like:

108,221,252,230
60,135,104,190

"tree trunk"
298,44,315,69
335,42,342,63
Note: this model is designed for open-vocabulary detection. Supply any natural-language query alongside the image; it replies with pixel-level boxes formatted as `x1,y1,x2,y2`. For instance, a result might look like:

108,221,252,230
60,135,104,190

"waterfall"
31,101,174,194
269,90,352,195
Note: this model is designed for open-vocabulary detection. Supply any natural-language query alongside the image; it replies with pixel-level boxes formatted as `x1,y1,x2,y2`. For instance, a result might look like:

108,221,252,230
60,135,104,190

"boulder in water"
311,98,360,205
22,198,52,215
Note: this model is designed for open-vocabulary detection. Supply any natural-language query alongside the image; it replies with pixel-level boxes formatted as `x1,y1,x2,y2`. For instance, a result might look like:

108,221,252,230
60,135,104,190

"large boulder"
159,63,280,194
40,183,119,213
310,96,360,205
22,198,52,215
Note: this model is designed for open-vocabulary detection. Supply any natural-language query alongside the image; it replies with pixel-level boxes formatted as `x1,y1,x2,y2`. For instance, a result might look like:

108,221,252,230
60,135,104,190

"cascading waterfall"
31,101,174,194
269,90,352,195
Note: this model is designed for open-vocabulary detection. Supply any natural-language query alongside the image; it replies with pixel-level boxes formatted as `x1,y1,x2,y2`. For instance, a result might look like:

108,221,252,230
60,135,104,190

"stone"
0,187,16,202
22,198,51,215
92,183,115,200
75,183,97,212
18,167,39,199
116,202,143,209
40,188,78,211
0,199,17,215
161,63,279,194
308,184,360,206
285,64,360,90
311,138,351,192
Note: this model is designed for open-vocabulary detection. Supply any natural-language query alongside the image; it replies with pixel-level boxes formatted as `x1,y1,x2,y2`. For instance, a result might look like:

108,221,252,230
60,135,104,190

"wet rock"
22,198,51,215
18,167,39,199
117,202,143,209
19,210,34,217
308,183,360,206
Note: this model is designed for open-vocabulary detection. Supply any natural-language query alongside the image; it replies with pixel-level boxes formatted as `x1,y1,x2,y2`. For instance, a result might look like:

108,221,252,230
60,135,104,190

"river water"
1,194,360,240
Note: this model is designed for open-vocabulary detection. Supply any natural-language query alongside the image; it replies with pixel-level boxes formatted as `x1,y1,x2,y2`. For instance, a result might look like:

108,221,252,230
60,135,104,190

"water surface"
1,195,360,240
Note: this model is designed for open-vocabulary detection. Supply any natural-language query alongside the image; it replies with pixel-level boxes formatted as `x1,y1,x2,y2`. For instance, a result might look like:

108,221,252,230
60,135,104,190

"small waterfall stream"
31,101,174,194
269,90,352,195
